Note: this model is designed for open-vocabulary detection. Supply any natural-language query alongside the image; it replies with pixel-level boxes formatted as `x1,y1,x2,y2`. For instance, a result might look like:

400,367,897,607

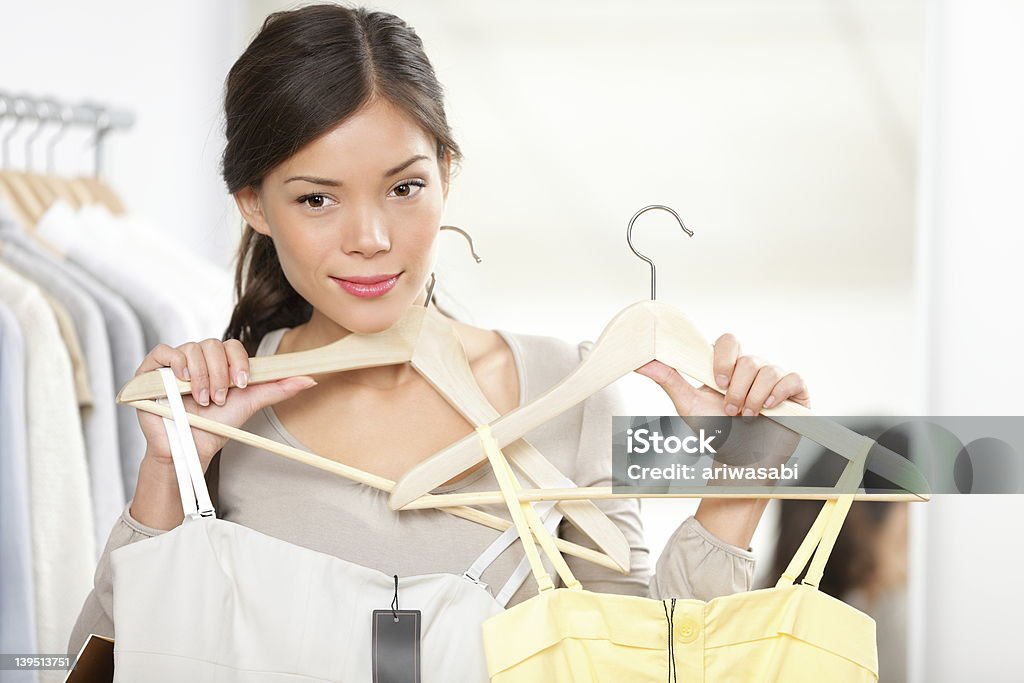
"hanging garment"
108,367,561,682
475,423,879,682
34,200,205,348
0,262,94,681
34,200,233,346
1,237,127,554
0,222,149,503
0,299,40,683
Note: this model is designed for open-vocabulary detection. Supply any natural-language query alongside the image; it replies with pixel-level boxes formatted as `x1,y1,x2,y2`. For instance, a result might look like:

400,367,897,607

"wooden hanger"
389,205,932,510
0,171,45,225
128,387,621,572
399,487,929,509
119,251,631,572
0,95,47,225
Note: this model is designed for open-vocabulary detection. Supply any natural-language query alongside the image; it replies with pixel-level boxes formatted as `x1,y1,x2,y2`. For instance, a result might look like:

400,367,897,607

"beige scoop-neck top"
67,327,756,659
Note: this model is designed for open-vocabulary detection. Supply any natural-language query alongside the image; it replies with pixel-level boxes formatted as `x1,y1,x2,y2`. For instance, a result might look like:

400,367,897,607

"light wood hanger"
0,177,34,228
119,232,632,572
389,205,932,510
0,95,47,225
399,487,928,509
128,394,621,571
0,171,45,225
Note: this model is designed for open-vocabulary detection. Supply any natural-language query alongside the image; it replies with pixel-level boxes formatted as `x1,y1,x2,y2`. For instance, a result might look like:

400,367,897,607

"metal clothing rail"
0,91,134,176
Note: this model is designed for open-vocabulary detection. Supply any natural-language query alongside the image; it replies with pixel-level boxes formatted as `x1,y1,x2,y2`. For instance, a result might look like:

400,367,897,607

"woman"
67,3,811,660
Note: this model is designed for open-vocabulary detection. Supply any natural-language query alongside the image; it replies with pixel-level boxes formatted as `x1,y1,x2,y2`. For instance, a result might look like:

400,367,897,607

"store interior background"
2,1,1022,681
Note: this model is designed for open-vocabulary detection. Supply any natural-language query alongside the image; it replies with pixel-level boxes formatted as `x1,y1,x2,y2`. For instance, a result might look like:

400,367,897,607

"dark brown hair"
220,3,463,353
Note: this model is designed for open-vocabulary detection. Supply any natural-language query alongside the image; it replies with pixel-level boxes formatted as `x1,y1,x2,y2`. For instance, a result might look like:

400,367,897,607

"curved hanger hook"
0,95,8,167
79,103,112,178
45,99,73,173
423,224,484,308
24,98,50,172
440,224,483,263
626,204,694,300
2,95,29,169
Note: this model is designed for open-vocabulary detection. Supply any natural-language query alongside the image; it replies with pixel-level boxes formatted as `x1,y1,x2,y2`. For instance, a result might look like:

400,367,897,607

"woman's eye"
390,180,426,199
297,194,336,211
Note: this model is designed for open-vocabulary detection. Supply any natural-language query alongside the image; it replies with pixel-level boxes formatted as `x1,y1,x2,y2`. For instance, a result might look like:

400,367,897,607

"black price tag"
371,609,421,683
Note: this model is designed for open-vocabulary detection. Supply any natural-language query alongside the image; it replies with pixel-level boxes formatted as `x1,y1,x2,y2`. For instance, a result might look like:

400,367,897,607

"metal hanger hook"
626,204,694,300
1,95,29,169
440,224,483,264
24,98,51,172
0,94,8,168
45,99,73,173
79,102,112,178
423,224,484,308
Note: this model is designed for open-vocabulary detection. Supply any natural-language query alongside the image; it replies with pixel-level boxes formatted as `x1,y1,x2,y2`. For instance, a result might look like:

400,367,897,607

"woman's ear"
233,186,271,236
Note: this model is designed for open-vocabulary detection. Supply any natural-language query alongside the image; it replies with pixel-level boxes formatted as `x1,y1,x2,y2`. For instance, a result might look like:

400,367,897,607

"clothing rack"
0,92,134,176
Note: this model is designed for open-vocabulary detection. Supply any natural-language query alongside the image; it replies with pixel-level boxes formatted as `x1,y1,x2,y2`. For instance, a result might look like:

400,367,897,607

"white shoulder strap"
463,462,579,606
157,367,216,520
495,504,564,606
463,500,564,607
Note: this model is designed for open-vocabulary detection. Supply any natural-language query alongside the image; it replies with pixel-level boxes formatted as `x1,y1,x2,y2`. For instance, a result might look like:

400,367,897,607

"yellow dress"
475,424,878,682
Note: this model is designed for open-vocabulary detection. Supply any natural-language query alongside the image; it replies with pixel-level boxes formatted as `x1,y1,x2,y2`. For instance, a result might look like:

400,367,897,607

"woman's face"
234,98,449,336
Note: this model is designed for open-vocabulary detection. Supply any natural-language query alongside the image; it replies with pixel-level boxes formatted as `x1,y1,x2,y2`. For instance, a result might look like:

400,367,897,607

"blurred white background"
2,1,1022,681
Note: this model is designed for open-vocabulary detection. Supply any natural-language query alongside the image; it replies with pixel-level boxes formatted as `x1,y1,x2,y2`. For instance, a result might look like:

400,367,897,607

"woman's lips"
331,272,402,298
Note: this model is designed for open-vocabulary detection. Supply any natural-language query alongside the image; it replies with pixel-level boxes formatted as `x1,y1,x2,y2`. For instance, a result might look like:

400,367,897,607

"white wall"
0,0,250,267
912,1,1024,681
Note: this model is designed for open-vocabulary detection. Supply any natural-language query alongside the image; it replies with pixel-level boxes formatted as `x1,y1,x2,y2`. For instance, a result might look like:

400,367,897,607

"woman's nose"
341,215,391,257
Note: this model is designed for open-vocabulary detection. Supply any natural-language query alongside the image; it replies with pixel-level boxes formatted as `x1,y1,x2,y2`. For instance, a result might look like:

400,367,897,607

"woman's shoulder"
495,328,591,375
254,326,290,356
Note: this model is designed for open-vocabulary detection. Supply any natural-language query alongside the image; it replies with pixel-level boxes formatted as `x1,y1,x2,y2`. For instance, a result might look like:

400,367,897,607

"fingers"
137,338,252,408
200,338,232,406
181,341,211,406
713,332,812,414
636,360,698,415
764,371,811,410
724,354,762,416
242,376,318,412
744,364,785,415
713,333,740,390
136,343,190,382
224,339,250,390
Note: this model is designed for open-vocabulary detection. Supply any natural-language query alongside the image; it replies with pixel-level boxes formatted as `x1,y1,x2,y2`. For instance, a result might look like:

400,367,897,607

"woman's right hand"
134,338,318,473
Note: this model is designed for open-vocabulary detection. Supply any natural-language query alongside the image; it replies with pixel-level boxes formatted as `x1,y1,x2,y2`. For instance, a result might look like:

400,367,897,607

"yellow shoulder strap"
475,424,582,594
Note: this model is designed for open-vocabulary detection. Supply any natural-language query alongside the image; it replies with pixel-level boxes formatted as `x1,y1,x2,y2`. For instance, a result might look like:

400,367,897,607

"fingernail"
292,377,317,390
214,388,227,405
764,395,775,408
182,367,190,381
236,371,248,388
199,389,209,406
742,408,754,417
716,374,729,388
726,403,739,416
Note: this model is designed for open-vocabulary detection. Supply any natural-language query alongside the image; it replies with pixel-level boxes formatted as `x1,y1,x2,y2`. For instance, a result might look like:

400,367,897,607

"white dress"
110,367,562,681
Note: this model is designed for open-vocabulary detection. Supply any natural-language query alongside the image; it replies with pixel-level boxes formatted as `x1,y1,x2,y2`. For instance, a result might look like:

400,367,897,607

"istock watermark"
611,415,1024,495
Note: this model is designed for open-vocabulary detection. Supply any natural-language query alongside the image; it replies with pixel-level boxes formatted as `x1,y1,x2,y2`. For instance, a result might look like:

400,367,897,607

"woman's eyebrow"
383,154,429,177
284,155,431,186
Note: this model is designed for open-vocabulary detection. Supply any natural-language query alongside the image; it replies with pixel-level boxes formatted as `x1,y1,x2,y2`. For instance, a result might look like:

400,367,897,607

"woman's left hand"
635,332,811,416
